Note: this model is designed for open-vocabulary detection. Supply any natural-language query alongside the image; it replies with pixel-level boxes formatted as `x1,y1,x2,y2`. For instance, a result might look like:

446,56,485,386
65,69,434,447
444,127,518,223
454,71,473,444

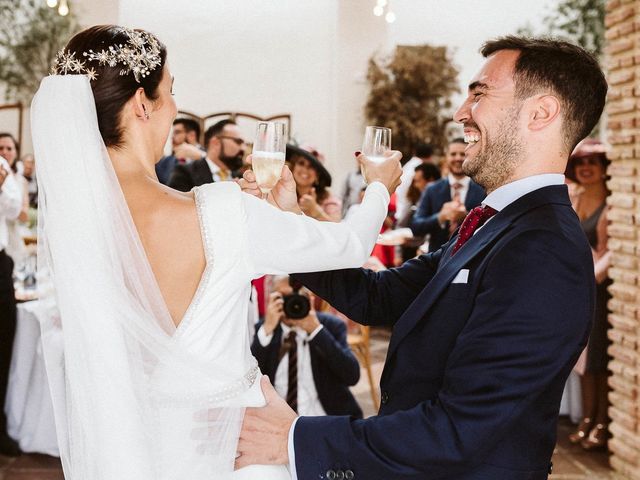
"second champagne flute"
252,122,287,199
362,126,391,163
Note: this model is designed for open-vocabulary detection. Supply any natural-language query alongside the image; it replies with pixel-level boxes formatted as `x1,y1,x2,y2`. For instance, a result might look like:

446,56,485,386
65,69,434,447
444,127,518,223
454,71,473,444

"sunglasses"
217,135,245,146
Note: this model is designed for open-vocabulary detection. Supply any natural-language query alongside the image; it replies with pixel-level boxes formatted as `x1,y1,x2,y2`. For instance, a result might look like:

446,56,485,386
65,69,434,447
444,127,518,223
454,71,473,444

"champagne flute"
362,126,391,163
252,122,287,198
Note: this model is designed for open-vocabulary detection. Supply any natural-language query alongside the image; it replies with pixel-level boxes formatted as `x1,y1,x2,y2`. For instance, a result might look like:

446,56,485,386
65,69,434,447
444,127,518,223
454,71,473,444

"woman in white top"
31,25,401,480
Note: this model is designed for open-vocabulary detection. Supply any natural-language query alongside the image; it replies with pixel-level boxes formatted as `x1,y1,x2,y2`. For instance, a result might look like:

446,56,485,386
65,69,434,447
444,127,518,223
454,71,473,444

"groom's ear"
132,87,149,121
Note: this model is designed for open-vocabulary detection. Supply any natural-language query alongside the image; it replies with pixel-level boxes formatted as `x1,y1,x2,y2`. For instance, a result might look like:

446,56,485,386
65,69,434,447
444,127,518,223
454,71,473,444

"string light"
46,0,57,7
58,0,69,16
372,0,396,23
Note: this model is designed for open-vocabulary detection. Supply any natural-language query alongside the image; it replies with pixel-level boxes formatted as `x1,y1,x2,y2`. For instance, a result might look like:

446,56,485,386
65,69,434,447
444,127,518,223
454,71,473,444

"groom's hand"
235,376,297,470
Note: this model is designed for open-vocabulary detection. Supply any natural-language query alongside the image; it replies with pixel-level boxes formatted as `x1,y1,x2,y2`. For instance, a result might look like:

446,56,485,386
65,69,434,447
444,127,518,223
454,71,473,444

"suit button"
326,470,336,480
381,391,389,405
336,471,345,480
345,470,354,479
548,462,553,474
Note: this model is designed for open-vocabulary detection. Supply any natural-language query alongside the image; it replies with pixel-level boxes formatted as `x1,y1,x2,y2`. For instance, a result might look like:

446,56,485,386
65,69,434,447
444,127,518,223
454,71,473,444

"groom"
237,36,608,479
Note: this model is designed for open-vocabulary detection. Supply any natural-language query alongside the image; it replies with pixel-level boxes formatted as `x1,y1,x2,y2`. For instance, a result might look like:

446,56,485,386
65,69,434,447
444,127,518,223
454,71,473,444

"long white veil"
32,75,244,479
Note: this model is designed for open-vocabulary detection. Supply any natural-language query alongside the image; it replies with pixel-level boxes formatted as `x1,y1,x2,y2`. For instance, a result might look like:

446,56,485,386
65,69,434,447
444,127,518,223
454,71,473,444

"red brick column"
605,1,640,478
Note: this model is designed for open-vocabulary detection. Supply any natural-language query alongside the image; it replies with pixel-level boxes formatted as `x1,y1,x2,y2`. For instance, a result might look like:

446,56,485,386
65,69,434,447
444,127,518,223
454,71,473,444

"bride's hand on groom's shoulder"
238,157,302,214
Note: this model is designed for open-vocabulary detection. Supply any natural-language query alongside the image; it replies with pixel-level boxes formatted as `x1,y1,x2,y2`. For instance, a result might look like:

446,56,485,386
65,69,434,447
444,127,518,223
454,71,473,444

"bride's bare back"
120,176,206,326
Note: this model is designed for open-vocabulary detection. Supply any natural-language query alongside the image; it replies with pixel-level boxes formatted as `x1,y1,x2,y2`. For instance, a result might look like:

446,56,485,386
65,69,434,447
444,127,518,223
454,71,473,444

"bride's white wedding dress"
31,76,389,479
151,181,389,479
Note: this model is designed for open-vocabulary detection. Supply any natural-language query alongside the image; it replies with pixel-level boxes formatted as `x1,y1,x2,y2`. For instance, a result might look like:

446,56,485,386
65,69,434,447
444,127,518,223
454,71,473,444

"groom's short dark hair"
481,36,607,154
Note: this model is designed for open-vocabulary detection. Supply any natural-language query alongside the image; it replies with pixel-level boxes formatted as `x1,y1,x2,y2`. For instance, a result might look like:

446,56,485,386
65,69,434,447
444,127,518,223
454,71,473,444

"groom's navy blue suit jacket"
291,185,594,480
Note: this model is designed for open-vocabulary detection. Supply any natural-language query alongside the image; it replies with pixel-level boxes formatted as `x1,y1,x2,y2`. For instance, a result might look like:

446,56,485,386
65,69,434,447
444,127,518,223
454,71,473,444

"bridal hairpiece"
51,27,162,83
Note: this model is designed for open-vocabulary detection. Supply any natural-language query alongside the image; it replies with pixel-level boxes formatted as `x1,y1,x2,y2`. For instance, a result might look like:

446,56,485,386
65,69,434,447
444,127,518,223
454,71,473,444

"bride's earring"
142,104,150,120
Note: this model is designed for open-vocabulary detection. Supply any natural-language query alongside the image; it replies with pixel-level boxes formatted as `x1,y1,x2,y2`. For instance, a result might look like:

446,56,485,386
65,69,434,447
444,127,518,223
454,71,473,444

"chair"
348,325,379,411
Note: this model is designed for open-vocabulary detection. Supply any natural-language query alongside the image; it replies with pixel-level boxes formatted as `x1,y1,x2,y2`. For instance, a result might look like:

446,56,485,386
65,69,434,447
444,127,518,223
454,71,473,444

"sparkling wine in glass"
252,122,287,197
362,126,391,163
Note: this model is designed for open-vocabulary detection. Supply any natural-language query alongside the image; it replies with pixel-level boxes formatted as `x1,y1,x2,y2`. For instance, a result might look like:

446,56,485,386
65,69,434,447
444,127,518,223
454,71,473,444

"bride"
31,25,401,479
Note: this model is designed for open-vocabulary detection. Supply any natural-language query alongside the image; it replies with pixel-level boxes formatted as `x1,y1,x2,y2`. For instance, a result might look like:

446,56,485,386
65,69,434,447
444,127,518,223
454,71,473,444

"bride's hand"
269,165,301,214
359,150,403,195
238,158,301,214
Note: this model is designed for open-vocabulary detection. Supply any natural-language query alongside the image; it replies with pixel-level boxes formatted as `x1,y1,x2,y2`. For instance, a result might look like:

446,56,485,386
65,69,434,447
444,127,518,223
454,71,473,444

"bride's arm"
242,182,390,276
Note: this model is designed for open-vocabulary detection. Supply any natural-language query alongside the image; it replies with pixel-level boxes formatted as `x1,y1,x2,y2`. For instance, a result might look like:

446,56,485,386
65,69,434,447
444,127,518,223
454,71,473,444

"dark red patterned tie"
451,205,498,256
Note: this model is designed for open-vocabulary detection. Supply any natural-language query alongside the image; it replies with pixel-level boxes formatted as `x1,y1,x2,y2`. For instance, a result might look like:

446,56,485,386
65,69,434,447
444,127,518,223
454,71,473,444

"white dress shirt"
287,173,566,479
204,156,231,182
448,174,471,205
257,322,326,416
483,173,565,212
0,156,23,251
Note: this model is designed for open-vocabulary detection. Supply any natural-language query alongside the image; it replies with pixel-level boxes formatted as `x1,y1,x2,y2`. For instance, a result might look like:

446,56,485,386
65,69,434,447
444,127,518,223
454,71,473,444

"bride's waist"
148,357,265,408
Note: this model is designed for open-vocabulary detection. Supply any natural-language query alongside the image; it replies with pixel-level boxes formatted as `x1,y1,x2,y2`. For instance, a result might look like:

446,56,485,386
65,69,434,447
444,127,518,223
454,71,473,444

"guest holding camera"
251,275,362,418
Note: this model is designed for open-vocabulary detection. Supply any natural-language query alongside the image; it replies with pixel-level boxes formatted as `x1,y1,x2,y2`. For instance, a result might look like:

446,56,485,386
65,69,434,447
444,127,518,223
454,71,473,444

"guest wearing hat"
566,138,612,450
286,144,341,222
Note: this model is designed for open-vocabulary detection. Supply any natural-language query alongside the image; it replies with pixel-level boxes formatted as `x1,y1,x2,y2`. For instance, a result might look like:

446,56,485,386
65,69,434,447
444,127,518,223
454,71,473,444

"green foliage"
519,0,605,57
365,45,459,159
0,0,79,103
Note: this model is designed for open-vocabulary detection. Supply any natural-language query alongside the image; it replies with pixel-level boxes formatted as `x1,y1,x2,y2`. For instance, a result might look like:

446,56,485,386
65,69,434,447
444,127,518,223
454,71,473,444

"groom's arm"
292,231,593,479
292,247,444,327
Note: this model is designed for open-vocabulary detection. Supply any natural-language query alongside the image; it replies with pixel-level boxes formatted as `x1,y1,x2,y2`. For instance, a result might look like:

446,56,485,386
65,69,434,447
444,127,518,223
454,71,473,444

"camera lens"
282,293,311,319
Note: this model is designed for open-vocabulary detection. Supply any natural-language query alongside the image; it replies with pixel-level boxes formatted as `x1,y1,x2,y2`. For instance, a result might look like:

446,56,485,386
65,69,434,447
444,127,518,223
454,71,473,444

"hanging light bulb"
58,0,69,16
373,5,384,16
376,0,388,6
385,10,396,23
46,0,58,7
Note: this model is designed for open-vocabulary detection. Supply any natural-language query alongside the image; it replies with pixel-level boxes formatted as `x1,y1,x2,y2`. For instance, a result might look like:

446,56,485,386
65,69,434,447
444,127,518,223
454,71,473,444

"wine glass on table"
252,122,287,199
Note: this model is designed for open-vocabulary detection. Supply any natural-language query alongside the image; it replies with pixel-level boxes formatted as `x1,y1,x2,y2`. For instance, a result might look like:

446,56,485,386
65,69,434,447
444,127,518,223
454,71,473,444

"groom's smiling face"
453,50,526,192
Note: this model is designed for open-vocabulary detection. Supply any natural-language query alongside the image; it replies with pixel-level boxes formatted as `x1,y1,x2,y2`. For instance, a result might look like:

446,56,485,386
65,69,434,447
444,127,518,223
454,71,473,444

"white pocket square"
452,269,469,284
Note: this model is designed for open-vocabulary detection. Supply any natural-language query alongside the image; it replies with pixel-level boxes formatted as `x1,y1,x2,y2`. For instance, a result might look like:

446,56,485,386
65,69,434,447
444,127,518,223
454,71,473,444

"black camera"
282,282,311,319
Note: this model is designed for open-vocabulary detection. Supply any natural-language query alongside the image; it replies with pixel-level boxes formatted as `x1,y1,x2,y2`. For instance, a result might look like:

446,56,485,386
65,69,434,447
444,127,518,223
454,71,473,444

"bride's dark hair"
62,25,167,148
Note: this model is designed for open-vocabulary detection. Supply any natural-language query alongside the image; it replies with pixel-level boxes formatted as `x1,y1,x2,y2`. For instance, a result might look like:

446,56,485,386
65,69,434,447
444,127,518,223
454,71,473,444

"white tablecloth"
5,300,60,456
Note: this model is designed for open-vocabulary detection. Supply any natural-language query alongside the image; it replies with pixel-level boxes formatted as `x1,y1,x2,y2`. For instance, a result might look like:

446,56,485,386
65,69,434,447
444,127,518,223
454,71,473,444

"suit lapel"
387,215,511,358
386,184,571,359
194,159,214,186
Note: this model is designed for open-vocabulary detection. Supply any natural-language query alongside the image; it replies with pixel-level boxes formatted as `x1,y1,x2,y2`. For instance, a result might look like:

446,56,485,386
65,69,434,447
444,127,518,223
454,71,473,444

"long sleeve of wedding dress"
241,181,390,276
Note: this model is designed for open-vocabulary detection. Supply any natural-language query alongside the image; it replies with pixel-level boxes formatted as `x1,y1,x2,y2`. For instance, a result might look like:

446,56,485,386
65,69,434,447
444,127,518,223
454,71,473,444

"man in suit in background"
411,138,486,252
251,275,362,418
236,36,608,480
168,119,245,191
156,118,204,185
395,142,435,222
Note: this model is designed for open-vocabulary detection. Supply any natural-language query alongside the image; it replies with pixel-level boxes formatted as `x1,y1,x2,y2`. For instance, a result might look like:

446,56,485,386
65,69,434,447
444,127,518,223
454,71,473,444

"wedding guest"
0,154,23,456
397,163,441,261
287,144,341,222
566,138,612,450
0,134,29,262
251,275,362,418
411,137,485,252
169,119,245,191
20,154,37,209
340,166,365,217
395,143,434,222
156,118,203,184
